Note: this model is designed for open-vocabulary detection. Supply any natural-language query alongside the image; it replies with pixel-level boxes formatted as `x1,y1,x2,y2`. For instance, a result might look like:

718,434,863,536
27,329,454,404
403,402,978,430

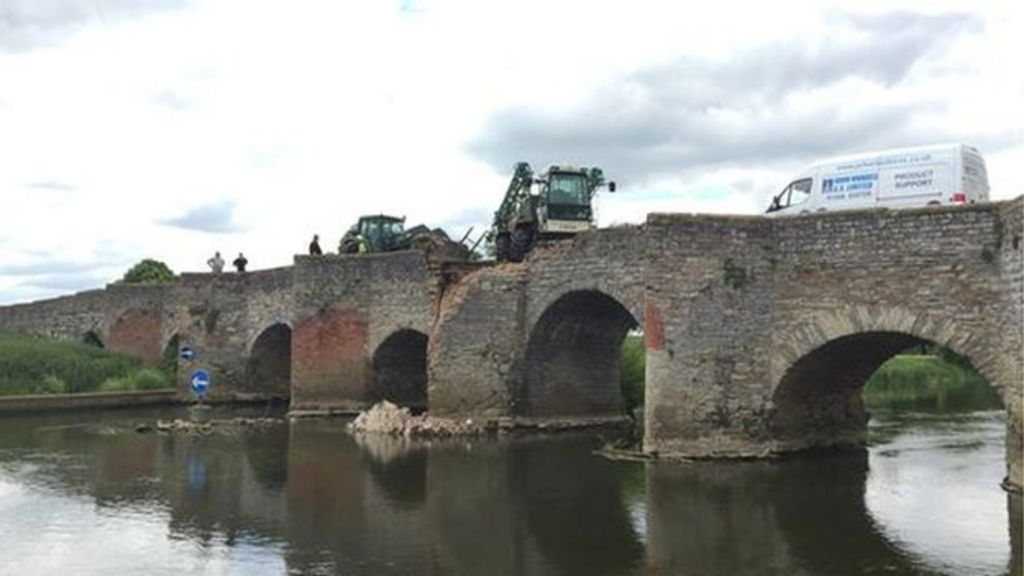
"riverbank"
0,389,179,414
864,354,1000,411
0,331,175,396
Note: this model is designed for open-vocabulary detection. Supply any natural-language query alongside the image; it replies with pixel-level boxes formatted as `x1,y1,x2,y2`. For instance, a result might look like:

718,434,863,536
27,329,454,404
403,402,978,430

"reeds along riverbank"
0,332,174,396
864,354,999,411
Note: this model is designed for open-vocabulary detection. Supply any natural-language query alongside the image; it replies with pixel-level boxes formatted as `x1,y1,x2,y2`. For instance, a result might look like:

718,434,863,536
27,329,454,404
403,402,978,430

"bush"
620,333,645,412
0,332,174,396
121,259,176,284
36,374,70,395
99,368,171,392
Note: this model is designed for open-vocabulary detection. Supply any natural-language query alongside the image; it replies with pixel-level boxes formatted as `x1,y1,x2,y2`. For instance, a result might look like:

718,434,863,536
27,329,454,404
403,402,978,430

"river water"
0,402,1019,575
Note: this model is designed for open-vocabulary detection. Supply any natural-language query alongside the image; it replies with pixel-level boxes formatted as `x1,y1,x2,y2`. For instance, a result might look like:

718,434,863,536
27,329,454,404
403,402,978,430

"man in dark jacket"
309,234,323,255
233,253,248,272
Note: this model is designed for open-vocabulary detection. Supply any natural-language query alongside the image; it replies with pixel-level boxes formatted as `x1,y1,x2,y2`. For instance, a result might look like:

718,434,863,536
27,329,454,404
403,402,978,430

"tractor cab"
541,169,594,223
341,215,407,253
359,215,406,252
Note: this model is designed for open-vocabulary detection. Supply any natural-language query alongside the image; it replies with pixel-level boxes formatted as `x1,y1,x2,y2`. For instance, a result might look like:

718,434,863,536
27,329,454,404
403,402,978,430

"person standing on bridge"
207,251,225,274
233,252,248,273
309,234,323,255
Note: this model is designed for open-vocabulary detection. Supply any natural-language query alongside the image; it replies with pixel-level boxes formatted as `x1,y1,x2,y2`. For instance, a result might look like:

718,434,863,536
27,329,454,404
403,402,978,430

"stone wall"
289,251,434,411
428,227,646,419
641,213,775,457
167,267,295,401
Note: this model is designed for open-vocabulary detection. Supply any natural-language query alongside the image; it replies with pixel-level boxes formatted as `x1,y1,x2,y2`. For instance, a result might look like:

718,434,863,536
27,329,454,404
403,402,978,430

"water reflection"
646,452,917,575
0,407,1017,575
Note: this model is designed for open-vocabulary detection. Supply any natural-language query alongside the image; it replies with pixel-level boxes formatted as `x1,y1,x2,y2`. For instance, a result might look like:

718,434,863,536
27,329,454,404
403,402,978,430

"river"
0,401,1018,575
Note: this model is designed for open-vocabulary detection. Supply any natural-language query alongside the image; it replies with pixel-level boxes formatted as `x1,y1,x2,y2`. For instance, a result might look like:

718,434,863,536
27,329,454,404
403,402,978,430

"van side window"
789,179,812,205
768,178,813,212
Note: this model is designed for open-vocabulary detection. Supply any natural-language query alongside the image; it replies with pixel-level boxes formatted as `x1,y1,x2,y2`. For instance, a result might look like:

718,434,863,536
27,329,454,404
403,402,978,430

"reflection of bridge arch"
770,307,1006,453
645,452,925,574
246,323,292,398
519,290,639,417
372,329,428,410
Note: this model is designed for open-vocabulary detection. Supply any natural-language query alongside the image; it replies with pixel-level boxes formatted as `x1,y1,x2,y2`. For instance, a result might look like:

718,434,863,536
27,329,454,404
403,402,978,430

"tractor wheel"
510,226,534,262
495,233,511,262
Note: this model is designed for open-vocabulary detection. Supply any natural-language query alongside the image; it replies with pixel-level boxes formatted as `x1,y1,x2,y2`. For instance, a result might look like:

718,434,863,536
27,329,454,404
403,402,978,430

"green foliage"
122,259,176,284
619,333,645,412
0,332,174,396
864,354,1000,412
37,374,70,394
99,368,171,392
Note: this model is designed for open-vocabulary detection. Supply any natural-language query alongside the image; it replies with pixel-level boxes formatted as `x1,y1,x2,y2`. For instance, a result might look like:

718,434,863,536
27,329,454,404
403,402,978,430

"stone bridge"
1,199,1021,488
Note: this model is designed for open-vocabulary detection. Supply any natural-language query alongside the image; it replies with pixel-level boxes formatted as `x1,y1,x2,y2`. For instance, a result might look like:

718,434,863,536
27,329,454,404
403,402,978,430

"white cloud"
0,0,1022,303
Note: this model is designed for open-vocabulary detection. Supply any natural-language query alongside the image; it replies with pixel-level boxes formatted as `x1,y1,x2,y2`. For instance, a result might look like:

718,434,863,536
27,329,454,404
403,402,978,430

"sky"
0,0,1022,304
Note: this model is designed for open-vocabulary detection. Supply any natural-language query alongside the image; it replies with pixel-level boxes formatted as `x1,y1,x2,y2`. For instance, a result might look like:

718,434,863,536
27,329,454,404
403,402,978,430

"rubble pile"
347,401,487,437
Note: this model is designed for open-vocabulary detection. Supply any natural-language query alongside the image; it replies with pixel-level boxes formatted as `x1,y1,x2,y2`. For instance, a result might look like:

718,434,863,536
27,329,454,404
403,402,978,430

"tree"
122,259,176,284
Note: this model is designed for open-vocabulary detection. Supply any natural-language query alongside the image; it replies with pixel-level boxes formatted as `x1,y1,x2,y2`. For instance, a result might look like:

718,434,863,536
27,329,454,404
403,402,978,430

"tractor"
489,162,614,262
339,214,474,262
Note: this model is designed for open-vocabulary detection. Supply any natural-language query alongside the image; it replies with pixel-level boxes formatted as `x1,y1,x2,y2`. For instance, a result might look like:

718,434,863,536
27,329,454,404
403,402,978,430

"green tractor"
339,215,411,254
489,162,614,262
339,214,473,261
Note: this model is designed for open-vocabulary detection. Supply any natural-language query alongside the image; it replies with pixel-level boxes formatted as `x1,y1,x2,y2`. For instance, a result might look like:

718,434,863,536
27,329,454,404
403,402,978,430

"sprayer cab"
490,162,615,262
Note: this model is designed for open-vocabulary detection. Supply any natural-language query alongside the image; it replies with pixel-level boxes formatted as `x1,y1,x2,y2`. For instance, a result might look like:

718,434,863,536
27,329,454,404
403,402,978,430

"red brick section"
292,307,369,406
107,309,162,363
644,299,664,350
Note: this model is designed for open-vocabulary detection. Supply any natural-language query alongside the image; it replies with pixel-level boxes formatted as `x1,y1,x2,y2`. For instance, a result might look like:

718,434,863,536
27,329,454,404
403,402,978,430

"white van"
765,143,989,215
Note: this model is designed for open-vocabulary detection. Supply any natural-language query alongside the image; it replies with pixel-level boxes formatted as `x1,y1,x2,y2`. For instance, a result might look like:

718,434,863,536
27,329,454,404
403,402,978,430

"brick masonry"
1,199,1021,488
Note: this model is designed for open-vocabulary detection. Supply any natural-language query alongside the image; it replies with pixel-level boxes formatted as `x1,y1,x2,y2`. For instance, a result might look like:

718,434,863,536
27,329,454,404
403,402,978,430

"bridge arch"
518,289,639,417
372,329,428,410
160,333,180,376
81,330,104,348
769,307,1009,453
246,323,292,398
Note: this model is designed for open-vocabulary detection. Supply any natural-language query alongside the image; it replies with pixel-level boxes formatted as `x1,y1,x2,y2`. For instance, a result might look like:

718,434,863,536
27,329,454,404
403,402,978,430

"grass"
864,354,1000,411
620,333,645,412
0,331,174,396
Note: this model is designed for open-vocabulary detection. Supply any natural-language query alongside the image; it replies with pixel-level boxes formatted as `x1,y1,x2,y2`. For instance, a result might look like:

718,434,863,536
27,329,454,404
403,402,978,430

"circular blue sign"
190,369,210,396
179,346,195,362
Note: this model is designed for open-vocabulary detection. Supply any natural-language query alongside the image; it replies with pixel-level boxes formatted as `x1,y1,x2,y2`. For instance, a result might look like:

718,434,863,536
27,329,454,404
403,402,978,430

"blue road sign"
179,346,195,362
190,369,210,397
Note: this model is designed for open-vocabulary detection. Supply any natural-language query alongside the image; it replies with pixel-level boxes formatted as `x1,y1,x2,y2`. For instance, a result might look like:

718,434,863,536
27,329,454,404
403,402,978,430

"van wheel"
927,201,941,206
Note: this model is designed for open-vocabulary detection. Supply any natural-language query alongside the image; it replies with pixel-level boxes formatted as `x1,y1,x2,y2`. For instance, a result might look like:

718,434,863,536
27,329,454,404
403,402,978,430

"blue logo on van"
823,173,877,196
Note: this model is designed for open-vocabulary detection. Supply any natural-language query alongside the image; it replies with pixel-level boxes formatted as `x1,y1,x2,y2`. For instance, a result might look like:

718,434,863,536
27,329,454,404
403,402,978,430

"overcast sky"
1,0,1022,304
